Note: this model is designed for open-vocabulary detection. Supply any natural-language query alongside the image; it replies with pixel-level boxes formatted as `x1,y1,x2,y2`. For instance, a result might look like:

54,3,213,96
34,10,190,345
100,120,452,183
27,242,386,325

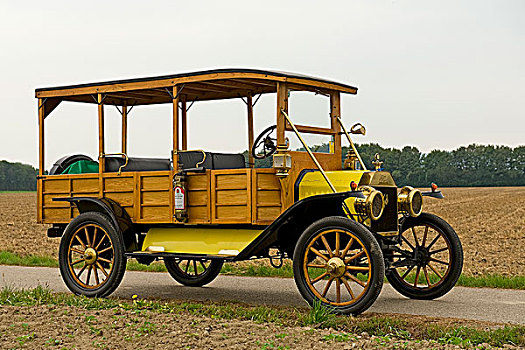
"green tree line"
1,143,524,191
0,160,38,191
245,143,525,187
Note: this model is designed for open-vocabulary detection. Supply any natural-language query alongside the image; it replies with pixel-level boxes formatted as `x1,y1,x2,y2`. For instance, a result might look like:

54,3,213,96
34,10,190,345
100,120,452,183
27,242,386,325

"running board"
125,251,235,261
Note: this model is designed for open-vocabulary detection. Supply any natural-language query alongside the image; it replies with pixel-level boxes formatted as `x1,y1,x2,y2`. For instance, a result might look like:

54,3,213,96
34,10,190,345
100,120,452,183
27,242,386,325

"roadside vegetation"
1,250,524,290
0,286,523,349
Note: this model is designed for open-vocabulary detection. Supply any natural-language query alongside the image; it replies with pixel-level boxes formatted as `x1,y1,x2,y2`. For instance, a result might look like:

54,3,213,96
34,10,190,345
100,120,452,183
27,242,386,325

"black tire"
59,212,127,297
386,212,463,300
164,258,223,287
293,216,384,315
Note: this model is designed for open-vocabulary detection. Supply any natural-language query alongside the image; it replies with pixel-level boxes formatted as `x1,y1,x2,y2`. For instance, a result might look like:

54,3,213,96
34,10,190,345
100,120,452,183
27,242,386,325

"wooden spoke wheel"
59,212,127,297
164,258,223,287
293,216,384,315
386,213,463,300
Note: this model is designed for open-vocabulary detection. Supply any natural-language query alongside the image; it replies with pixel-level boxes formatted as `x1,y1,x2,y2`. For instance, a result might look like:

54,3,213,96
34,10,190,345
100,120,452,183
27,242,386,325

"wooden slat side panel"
72,178,99,193
187,171,211,224
104,192,134,207
252,170,282,225
104,176,134,192
211,170,251,224
139,173,171,222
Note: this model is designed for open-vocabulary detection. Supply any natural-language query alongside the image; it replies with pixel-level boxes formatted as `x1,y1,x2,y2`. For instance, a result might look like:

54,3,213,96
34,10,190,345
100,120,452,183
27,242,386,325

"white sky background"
0,0,523,170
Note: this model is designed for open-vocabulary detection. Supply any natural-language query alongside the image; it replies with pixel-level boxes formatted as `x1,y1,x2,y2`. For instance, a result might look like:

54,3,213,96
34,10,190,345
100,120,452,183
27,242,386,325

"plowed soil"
1,188,524,276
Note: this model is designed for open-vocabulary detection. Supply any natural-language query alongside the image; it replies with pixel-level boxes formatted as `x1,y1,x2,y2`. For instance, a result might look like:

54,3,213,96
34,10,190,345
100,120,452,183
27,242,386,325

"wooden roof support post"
98,94,105,197
330,91,342,162
172,86,180,169
247,93,254,168
181,97,187,151
276,82,288,147
121,102,128,154
38,99,45,176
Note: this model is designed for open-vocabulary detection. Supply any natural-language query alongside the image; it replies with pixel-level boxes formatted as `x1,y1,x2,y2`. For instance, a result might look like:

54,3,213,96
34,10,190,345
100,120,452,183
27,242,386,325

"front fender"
235,191,364,261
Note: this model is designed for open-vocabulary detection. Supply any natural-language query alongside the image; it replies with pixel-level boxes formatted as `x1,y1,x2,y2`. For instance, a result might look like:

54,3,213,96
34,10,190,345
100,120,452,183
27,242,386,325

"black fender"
52,197,136,250
235,191,365,261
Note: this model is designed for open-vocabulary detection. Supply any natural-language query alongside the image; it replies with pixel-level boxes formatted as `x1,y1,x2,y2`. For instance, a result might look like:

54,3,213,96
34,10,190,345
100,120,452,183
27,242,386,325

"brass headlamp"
354,186,385,221
398,186,423,217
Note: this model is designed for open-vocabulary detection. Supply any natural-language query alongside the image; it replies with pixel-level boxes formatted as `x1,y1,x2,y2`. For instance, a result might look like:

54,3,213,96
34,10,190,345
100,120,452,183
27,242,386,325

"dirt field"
0,188,524,277
0,305,516,350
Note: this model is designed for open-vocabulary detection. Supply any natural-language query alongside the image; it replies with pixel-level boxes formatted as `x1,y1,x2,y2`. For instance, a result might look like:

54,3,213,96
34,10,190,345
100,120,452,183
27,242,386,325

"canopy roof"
35,68,358,106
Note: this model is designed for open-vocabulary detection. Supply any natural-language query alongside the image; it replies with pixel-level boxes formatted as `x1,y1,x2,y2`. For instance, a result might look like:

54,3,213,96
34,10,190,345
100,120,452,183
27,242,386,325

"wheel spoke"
421,226,429,247
193,260,198,276
96,262,109,278
70,248,84,255
86,265,92,285
93,264,100,285
92,228,97,250
335,231,340,257
200,261,207,270
344,272,366,288
423,266,431,286
400,264,416,279
98,246,113,255
336,279,341,303
340,276,355,299
76,264,87,279
322,277,334,297
85,227,92,247
71,258,84,266
184,260,191,274
411,227,419,247
429,247,448,255
95,234,107,250
311,272,328,284
320,236,334,258
401,235,415,251
430,257,449,266
346,266,369,271
75,235,86,249
307,263,327,269
341,237,354,258
345,250,365,263
98,257,112,264
426,234,441,250
413,266,421,287
428,263,443,279
310,247,329,262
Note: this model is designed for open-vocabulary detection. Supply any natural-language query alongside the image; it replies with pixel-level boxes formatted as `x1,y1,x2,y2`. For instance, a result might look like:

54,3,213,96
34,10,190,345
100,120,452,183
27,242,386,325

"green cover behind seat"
62,160,99,174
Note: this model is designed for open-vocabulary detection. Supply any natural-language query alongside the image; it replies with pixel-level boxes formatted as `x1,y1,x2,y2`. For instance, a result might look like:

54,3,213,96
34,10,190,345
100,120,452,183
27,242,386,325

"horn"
350,123,366,135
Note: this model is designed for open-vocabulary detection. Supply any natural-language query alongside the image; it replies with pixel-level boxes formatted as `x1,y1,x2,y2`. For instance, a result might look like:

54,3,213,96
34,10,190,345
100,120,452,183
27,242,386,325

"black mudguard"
235,191,364,261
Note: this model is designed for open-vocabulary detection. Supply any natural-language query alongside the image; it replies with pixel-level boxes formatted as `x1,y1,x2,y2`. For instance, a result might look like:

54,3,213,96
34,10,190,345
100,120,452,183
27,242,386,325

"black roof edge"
35,68,358,93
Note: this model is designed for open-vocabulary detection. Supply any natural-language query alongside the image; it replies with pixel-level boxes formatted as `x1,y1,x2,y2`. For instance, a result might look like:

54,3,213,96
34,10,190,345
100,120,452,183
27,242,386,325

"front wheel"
293,216,384,315
59,212,127,297
386,212,463,300
164,258,223,287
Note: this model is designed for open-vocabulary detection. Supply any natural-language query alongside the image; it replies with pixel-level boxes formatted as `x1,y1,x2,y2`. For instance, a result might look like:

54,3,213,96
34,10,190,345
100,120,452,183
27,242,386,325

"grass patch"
1,250,524,290
0,251,58,267
0,286,523,348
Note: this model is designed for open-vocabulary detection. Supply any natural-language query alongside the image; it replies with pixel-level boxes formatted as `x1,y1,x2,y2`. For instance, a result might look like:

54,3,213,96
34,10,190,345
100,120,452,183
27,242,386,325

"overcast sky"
0,0,523,170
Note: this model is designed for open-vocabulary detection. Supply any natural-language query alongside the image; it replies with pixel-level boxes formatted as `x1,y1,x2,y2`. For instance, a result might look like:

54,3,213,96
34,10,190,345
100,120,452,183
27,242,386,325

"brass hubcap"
83,248,97,265
327,257,346,278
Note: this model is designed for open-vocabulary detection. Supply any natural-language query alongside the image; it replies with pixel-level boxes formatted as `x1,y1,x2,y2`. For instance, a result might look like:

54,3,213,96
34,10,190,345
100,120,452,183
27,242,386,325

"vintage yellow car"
35,69,463,315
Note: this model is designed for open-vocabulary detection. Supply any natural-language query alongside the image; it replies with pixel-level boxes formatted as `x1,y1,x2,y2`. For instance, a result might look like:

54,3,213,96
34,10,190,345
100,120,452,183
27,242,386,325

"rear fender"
52,197,136,250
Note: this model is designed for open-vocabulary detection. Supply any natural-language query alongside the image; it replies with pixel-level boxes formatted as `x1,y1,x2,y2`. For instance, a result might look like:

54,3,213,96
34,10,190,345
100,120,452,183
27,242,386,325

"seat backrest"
105,157,171,172
211,153,246,170
178,151,213,170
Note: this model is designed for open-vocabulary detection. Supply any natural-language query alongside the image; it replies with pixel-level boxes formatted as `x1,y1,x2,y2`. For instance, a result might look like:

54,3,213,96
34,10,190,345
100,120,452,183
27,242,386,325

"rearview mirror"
350,123,366,136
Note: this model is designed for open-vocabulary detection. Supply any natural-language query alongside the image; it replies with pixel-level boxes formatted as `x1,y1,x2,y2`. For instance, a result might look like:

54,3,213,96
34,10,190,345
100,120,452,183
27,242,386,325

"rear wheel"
59,212,127,297
164,258,223,287
386,213,463,300
293,216,384,315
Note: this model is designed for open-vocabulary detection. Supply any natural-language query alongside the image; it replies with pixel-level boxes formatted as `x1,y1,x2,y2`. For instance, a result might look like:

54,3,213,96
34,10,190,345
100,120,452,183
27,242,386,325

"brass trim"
100,153,129,175
336,117,367,171
280,109,336,193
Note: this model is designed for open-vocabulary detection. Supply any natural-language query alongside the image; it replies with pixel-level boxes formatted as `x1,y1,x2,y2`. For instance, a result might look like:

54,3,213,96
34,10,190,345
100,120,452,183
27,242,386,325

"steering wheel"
252,125,277,159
